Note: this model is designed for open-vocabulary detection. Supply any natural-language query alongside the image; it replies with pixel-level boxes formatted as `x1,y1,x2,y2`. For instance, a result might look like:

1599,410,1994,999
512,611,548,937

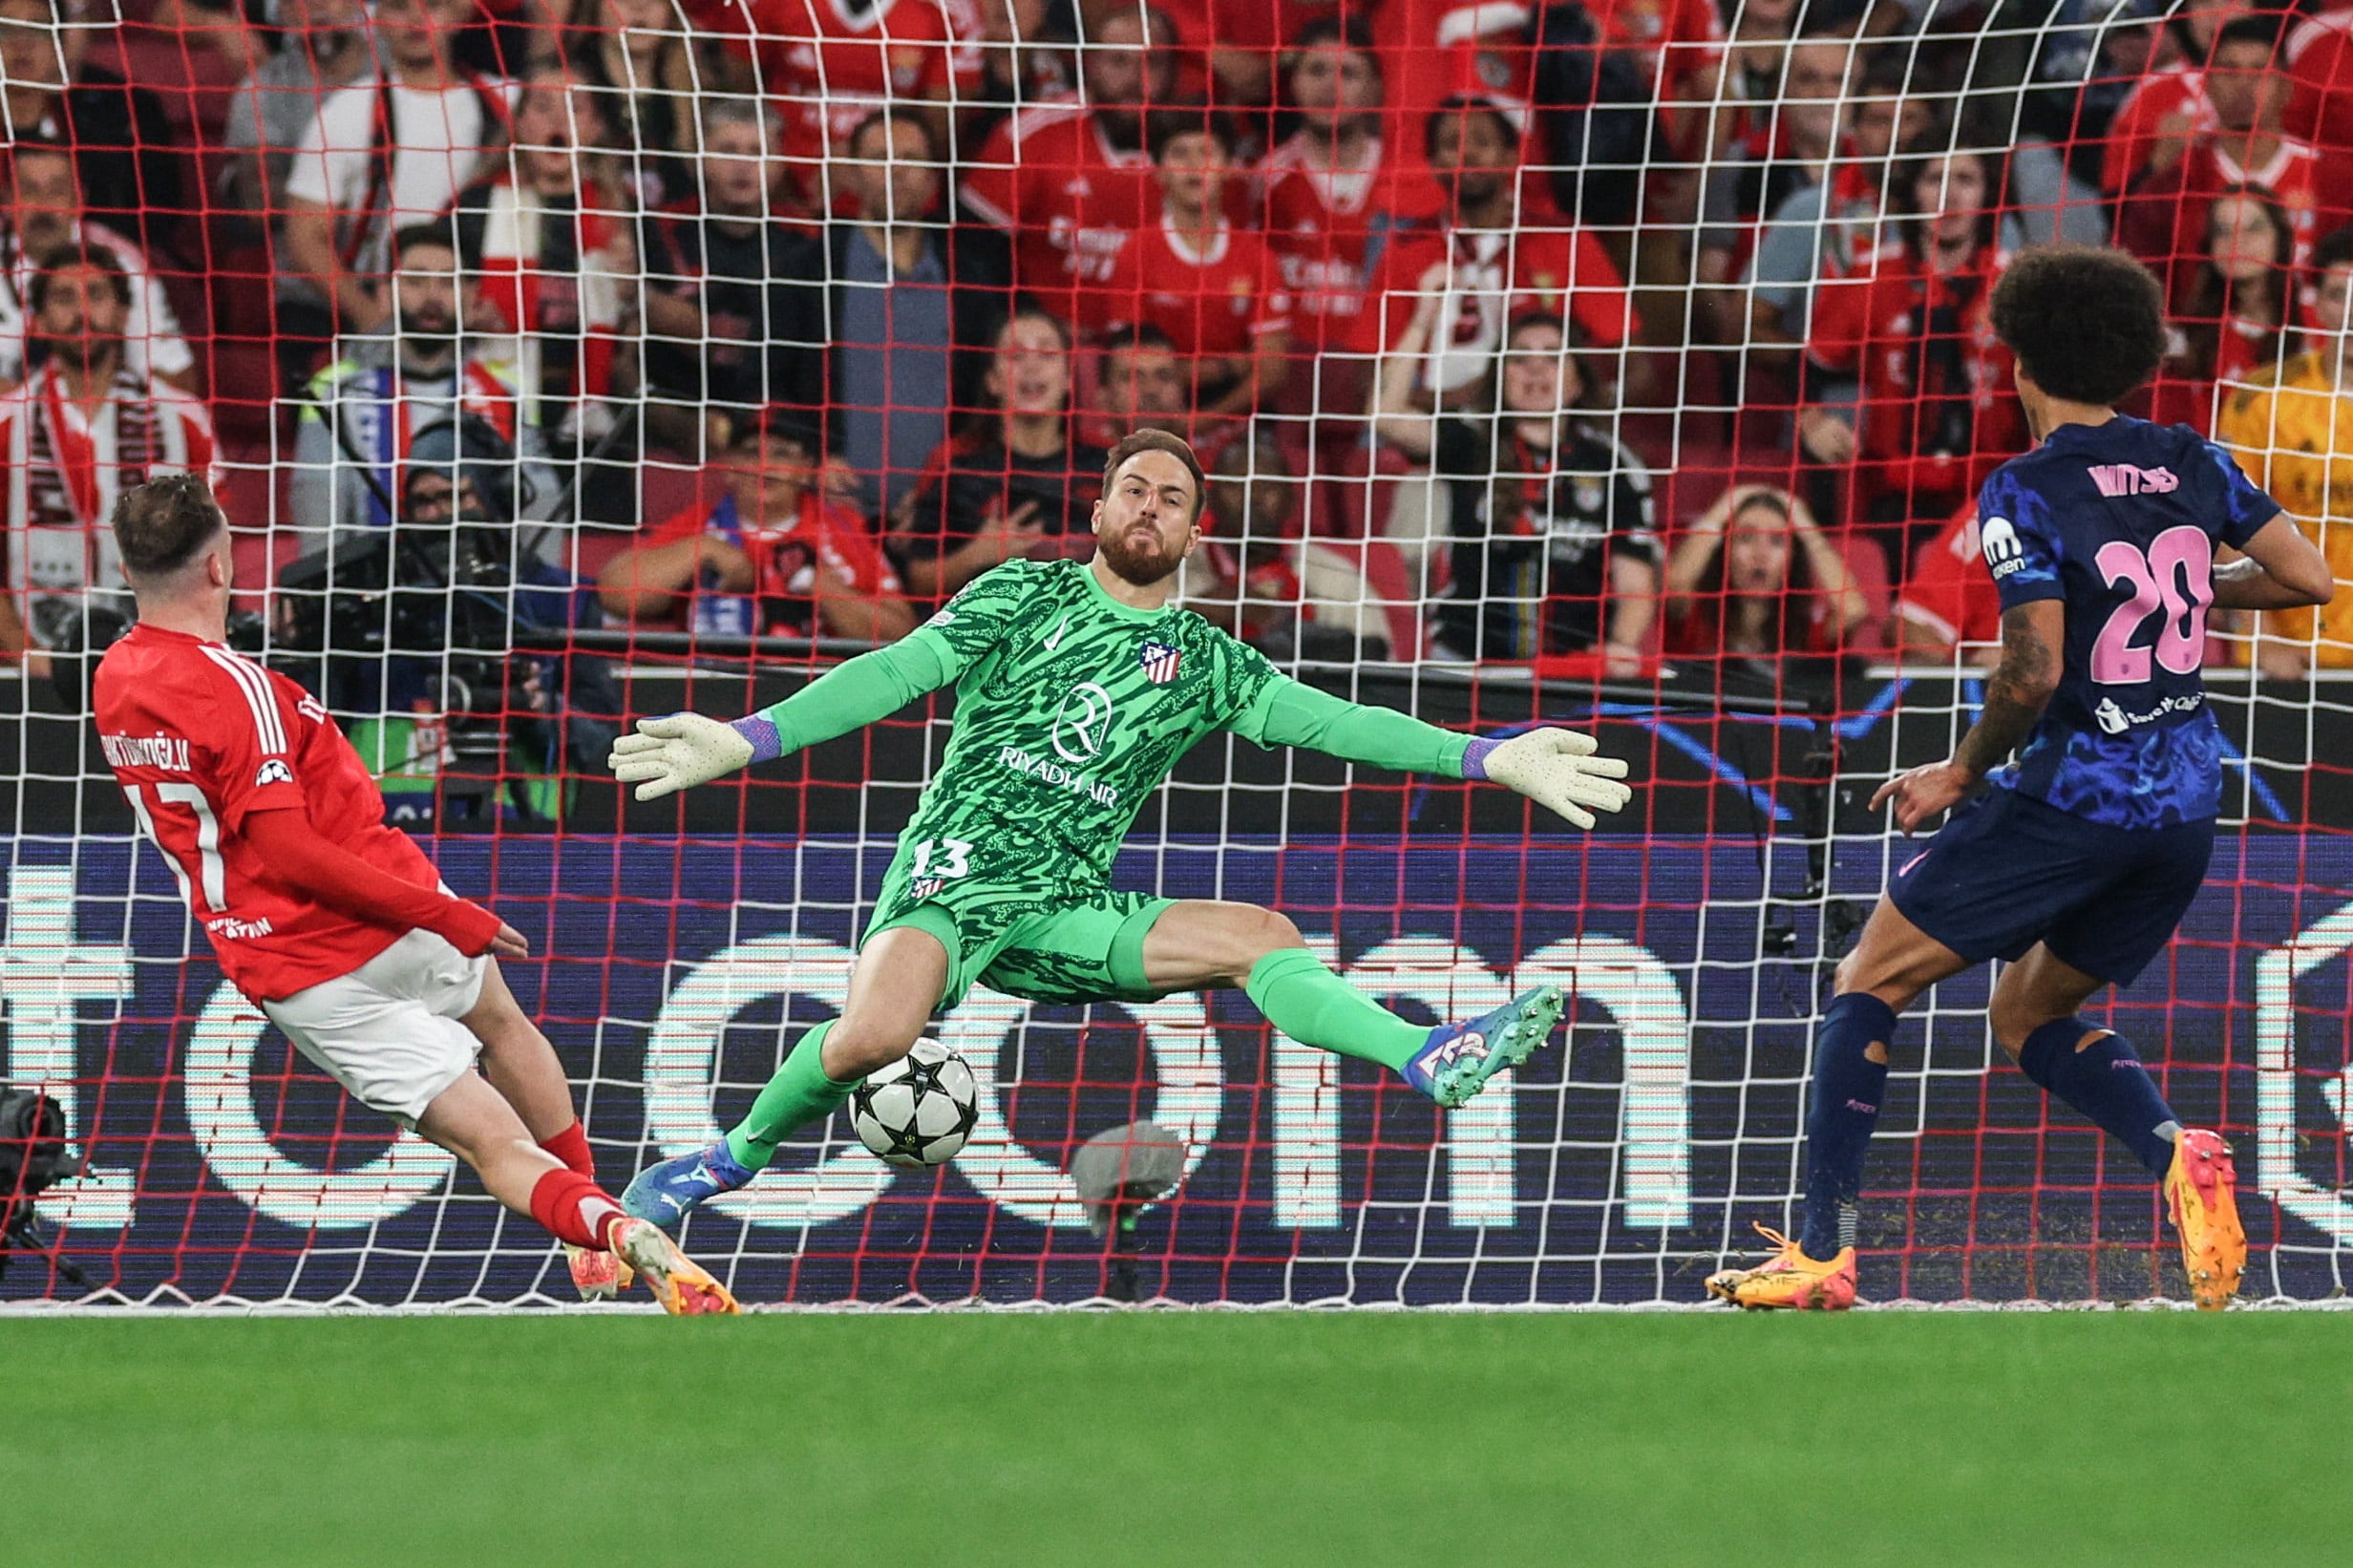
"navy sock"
1799,992,1897,1261
2015,1018,2181,1178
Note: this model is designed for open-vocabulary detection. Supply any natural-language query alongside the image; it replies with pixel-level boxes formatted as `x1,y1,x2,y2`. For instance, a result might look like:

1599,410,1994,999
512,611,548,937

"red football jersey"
742,0,974,196
1257,132,1441,351
2104,64,2213,195
2288,8,2353,150
95,623,442,1002
2117,135,2337,280
961,98,1155,305
1895,505,2001,648
1805,246,2024,515
1352,222,1638,359
1078,215,1293,355
643,488,903,635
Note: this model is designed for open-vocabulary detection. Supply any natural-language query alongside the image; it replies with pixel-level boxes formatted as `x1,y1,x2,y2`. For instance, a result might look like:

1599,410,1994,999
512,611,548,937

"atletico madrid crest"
910,877,943,901
1138,640,1182,684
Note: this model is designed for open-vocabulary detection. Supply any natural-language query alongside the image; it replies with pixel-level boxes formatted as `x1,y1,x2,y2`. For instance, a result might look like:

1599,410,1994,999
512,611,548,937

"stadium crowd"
5,0,2353,688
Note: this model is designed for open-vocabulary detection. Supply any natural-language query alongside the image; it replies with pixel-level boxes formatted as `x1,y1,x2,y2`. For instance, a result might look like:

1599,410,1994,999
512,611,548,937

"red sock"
528,1168,627,1251
539,1120,596,1179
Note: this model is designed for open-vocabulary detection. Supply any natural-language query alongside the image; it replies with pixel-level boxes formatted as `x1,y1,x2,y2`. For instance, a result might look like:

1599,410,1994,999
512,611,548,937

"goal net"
3,0,2350,1306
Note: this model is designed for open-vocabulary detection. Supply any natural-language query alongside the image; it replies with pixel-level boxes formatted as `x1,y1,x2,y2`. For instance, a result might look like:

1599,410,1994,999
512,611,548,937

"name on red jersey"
99,732,192,772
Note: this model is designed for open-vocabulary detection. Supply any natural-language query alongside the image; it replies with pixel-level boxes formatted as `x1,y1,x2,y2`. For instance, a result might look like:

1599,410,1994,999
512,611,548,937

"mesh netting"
2,0,2350,1305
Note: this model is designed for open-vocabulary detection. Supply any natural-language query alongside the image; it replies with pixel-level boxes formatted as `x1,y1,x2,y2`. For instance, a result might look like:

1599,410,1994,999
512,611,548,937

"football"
850,1039,981,1168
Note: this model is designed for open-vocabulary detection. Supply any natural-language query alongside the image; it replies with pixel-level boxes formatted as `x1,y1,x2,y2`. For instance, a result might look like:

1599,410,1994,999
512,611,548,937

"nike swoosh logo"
1043,617,1069,651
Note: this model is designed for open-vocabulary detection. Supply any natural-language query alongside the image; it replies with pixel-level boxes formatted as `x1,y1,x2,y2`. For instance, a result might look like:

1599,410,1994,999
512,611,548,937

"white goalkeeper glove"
608,712,756,801
1472,728,1634,830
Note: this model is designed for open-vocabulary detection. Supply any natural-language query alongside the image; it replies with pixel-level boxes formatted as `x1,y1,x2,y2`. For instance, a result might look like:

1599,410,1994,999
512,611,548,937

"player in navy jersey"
1708,245,2335,1311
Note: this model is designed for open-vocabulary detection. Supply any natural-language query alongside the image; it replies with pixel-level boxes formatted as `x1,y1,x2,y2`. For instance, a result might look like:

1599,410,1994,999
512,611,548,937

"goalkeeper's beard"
1096,521,1184,587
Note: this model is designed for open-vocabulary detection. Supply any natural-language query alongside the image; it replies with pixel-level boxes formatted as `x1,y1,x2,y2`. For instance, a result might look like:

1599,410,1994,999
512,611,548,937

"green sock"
725,1020,859,1172
1245,948,1431,1074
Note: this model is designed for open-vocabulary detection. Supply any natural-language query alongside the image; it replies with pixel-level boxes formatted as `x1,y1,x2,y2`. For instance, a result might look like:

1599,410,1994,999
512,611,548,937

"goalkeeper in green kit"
610,431,1636,1228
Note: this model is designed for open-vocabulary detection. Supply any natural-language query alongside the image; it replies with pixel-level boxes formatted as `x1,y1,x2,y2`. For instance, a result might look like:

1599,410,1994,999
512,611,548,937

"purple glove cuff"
1460,736,1499,782
731,713,784,765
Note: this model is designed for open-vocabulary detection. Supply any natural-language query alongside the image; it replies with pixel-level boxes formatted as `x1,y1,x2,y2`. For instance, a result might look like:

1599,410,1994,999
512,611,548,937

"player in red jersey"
91,475,737,1315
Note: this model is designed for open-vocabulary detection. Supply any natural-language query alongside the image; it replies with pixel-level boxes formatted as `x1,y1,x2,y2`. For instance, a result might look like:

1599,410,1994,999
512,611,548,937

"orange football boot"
1705,1222,1859,1310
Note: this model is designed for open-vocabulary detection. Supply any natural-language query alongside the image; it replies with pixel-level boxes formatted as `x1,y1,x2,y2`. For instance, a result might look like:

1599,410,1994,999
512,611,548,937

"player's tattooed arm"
1952,602,2062,779
1870,601,2060,834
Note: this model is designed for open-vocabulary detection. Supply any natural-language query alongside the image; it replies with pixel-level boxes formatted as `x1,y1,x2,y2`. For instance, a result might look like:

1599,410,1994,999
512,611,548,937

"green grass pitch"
8,1312,2343,1565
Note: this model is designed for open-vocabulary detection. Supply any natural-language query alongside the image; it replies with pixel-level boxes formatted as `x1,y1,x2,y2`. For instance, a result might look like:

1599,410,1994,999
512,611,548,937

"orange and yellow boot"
2164,1129,2245,1311
1706,1222,1858,1310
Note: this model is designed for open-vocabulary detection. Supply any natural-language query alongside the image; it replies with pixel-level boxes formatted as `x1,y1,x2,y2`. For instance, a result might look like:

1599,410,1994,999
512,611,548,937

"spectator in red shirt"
1596,0,1726,99
1083,107,1293,419
0,241,218,668
2100,3,2223,198
1353,97,1638,402
1890,502,2000,665
1664,484,1868,660
1146,0,1366,105
720,0,976,215
1802,144,2024,576
2148,182,2293,429
2286,1,2353,155
1256,18,1439,370
596,411,914,645
890,307,1111,597
1384,0,1717,137
2119,13,2345,294
958,6,1175,307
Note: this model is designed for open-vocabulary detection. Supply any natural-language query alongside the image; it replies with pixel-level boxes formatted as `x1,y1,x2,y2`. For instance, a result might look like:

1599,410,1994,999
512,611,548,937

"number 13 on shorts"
909,838,974,880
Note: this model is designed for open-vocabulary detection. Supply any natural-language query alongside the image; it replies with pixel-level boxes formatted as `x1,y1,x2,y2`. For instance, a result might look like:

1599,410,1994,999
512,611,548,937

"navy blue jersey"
1977,417,2278,829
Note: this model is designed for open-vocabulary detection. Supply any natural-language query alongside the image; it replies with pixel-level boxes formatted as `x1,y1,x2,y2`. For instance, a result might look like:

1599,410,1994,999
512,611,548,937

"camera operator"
278,414,617,824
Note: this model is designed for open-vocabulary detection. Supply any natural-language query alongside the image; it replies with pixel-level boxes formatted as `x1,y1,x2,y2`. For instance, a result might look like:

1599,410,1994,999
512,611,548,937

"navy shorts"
1886,788,2215,985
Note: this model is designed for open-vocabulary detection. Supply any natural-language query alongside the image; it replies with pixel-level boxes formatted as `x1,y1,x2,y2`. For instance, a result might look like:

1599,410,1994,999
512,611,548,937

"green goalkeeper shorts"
864,882,1176,1012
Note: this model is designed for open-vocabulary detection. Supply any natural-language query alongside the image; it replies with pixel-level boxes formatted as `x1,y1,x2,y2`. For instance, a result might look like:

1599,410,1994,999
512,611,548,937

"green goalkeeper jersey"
750,556,1475,908
896,557,1277,889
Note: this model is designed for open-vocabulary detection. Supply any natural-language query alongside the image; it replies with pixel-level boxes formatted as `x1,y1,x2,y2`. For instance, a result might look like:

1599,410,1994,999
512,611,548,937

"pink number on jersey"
2091,526,2215,686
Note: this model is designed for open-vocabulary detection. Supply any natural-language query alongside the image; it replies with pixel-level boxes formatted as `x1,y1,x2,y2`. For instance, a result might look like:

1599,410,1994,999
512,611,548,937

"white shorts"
263,927,490,1128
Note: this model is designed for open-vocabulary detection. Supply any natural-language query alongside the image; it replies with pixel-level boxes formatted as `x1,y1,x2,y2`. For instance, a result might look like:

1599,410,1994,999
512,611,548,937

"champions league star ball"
851,1040,981,1169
